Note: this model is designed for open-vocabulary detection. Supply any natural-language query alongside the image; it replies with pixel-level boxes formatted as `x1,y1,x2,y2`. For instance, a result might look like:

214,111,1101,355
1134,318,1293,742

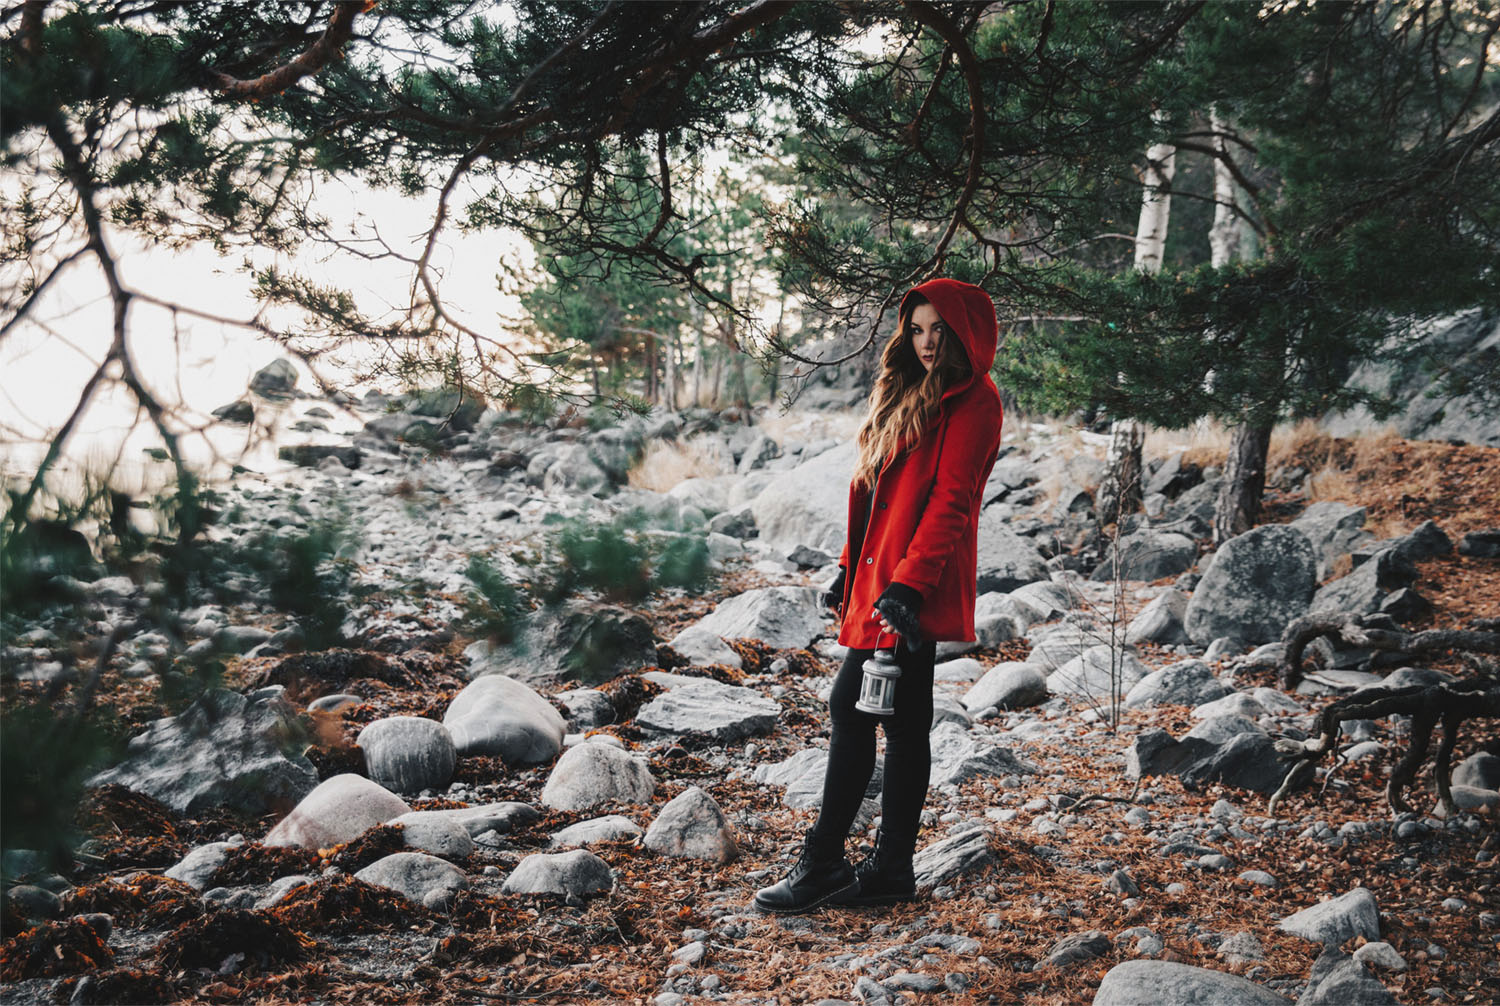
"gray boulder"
503,849,614,898
543,444,610,495
264,773,411,849
250,358,298,395
406,801,539,837
1126,660,1229,709
976,508,1051,592
1091,530,1197,583
1184,524,1317,645
644,785,738,863
554,688,616,730
1309,548,1417,617
388,811,475,859
1040,930,1111,969
87,687,317,816
1125,590,1191,646
1278,887,1380,946
667,626,744,669
354,852,468,910
636,679,780,742
962,663,1048,713
443,674,566,764
278,444,361,470
550,815,644,848
1092,961,1293,1006
912,825,995,890
211,400,254,424
357,716,456,794
164,841,238,891
1027,624,1101,672
1047,645,1149,701
975,591,1047,633
676,586,823,651
749,442,853,554
541,742,655,811
1011,580,1074,620
1458,529,1500,558
1298,950,1399,1006
1290,502,1374,580
929,722,1038,786
1453,752,1500,791
1126,725,1285,795
466,601,656,685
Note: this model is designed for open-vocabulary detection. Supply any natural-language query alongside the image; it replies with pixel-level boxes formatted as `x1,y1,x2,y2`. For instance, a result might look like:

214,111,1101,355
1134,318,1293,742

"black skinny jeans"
808,640,937,860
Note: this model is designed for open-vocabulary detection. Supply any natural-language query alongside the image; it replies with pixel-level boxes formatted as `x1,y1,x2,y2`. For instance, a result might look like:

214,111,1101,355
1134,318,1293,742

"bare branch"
206,0,364,100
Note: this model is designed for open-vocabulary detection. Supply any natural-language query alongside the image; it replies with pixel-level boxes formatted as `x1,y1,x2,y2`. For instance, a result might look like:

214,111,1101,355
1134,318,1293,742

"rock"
278,445,361,469
554,688,616,730
541,743,654,811
1092,960,1293,1006
1458,529,1500,558
1278,887,1381,946
550,815,644,848
542,444,610,495
643,786,738,864
911,825,996,890
1027,624,1100,672
928,721,1038,786
1298,949,1399,1006
443,674,566,764
976,509,1051,592
1125,590,1191,646
354,852,468,910
211,400,255,424
2,885,61,921
753,748,829,789
934,657,985,683
264,774,412,849
976,590,1047,633
930,694,973,729
1011,580,1074,620
357,716,456,794
1091,530,1197,583
1126,659,1229,709
250,358,298,395
750,442,853,554
1192,692,1268,720
667,626,743,669
1453,752,1500,791
678,585,824,652
87,687,317,816
1239,870,1277,887
502,849,614,898
467,602,656,685
1047,645,1149,701
308,693,362,713
1290,502,1375,579
412,801,539,837
636,678,780,742
1218,932,1264,964
388,811,475,858
1184,524,1317,645
707,505,758,539
1390,520,1452,562
1310,548,1418,617
963,663,1048,713
1438,785,1500,815
1126,725,1284,795
1352,942,1407,973
164,841,238,890
1040,930,1111,968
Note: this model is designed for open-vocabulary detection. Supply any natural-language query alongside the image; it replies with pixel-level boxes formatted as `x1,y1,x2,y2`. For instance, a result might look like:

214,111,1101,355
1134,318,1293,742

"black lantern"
854,647,901,716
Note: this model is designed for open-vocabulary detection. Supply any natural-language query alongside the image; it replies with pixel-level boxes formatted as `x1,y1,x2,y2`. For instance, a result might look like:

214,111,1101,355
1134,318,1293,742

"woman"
754,278,1004,914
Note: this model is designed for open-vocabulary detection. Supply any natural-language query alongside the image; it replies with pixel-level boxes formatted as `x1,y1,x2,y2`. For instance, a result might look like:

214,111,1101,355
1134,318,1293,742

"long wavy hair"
852,293,973,490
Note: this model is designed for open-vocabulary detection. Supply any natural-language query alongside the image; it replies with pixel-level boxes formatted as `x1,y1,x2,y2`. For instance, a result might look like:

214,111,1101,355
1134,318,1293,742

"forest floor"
2,432,1498,1006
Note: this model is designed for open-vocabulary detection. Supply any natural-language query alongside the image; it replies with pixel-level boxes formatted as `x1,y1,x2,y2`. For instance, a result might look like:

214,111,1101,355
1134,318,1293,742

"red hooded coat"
836,279,1005,648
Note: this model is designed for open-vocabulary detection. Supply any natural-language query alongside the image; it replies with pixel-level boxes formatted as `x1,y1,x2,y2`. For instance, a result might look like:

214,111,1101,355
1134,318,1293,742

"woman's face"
909,303,944,373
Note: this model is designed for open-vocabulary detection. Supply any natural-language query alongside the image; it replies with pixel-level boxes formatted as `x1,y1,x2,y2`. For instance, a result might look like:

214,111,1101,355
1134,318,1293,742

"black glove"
821,566,847,613
874,582,924,649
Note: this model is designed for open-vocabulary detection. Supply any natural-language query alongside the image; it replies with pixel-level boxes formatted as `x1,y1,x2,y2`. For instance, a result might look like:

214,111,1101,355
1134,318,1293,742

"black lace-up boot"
752,830,856,914
835,830,917,907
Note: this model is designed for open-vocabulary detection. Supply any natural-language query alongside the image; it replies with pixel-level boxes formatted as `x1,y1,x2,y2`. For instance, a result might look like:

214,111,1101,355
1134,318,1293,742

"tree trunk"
1213,421,1271,544
663,329,677,411
1208,108,1244,270
1101,122,1177,523
1096,420,1144,526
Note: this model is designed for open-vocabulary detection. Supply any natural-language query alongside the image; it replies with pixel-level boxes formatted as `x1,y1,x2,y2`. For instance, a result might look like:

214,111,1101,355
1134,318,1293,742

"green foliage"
0,701,127,877
538,510,710,605
232,516,356,650
461,555,528,644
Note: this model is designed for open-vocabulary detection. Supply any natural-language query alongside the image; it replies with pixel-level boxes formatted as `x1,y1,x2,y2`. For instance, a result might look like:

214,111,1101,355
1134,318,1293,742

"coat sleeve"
889,390,1002,597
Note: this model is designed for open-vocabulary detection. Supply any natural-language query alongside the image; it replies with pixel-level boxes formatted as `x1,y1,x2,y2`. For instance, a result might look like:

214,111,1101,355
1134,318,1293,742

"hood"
898,278,998,389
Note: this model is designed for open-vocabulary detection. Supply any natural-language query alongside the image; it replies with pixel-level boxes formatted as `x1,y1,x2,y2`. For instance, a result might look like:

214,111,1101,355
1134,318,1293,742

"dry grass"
757,408,862,447
1144,419,1234,470
627,437,735,492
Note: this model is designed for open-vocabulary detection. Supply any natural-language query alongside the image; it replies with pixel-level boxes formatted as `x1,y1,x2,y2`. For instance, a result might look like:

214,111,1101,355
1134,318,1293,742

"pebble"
671,941,706,965
1441,898,1466,913
1123,807,1151,828
1238,870,1277,887
1165,883,1187,895
886,971,940,992
1353,941,1408,972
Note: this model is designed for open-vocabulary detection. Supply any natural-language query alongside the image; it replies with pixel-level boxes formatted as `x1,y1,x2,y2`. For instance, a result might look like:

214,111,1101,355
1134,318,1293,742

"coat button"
879,502,888,509
865,557,873,564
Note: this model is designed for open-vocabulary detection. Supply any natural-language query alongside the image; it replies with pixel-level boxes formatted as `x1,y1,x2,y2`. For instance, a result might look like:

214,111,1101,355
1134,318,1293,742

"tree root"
1266,681,1500,818
1278,611,1500,689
